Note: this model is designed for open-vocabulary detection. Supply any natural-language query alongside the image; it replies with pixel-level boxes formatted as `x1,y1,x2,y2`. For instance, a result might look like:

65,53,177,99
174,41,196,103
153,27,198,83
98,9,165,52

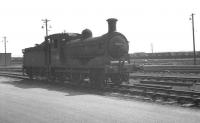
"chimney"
107,18,118,33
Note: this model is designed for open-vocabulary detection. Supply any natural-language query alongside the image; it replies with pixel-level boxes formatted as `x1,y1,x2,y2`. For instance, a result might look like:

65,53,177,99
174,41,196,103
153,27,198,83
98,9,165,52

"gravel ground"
0,76,200,123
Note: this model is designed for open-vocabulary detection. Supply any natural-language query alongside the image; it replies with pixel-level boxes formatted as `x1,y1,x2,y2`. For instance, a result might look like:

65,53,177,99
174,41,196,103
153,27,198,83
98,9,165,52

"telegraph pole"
191,13,196,65
151,43,154,53
42,19,51,65
3,36,7,66
42,19,50,37
42,19,51,79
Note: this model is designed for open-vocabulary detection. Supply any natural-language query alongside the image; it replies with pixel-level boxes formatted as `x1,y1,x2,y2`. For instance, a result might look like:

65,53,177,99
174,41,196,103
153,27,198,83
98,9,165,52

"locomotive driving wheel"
26,68,33,79
71,73,82,85
89,69,105,89
111,73,122,85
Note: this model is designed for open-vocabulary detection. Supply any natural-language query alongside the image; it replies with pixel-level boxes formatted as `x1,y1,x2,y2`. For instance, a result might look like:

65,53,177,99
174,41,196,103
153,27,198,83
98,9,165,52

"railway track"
1,71,200,108
1,67,200,80
0,72,27,79
106,84,200,106
143,65,200,73
130,74,200,82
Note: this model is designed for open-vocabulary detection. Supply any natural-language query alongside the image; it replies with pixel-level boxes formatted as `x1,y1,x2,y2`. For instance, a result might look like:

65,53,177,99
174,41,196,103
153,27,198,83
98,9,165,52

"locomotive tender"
23,18,132,87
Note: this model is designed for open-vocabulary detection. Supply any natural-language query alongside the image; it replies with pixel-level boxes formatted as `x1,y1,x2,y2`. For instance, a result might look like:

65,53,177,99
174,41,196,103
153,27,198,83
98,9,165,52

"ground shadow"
1,78,107,96
1,77,169,105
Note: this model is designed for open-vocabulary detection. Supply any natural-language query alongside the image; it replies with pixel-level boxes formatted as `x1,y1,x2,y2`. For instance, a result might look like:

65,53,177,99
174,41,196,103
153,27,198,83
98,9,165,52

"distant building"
130,51,200,59
11,57,23,65
0,53,11,65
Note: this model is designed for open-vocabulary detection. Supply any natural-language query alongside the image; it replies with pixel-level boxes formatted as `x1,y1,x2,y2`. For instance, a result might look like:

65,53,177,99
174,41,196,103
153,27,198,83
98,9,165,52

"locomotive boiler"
23,18,132,87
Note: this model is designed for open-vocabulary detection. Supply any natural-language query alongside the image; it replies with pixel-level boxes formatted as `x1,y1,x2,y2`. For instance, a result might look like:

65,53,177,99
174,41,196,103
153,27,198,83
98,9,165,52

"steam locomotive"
23,18,133,87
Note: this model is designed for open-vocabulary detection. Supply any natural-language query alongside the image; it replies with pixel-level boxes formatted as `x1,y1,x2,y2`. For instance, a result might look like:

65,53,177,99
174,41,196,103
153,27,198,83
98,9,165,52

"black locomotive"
23,18,133,87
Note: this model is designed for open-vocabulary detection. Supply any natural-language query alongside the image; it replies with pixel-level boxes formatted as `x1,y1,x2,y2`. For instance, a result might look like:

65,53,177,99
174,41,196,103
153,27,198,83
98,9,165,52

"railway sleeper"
170,90,200,97
193,98,200,106
176,96,196,104
107,84,200,106
118,88,130,94
123,84,200,98
130,75,200,82
140,80,193,86
141,92,195,104
128,89,145,96
134,83,172,90
149,93,171,101
142,87,200,97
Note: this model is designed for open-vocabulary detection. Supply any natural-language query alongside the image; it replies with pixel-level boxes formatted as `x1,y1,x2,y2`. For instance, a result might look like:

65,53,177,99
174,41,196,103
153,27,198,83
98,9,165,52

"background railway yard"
1,57,200,108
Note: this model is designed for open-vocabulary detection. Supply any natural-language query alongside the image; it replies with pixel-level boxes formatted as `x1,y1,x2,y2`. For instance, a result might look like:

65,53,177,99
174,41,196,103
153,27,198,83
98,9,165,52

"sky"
0,0,200,57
